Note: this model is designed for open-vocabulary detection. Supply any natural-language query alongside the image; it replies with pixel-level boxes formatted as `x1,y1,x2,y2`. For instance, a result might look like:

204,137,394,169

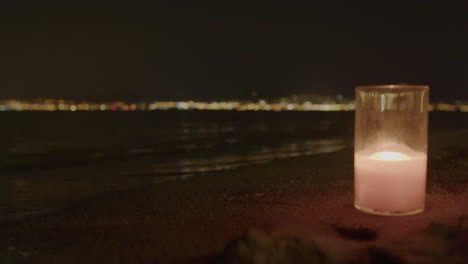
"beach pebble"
429,222,455,239
221,229,327,264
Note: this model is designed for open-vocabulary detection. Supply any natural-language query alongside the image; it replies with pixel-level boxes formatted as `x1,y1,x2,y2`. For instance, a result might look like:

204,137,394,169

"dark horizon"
1,3,467,102
2,87,468,103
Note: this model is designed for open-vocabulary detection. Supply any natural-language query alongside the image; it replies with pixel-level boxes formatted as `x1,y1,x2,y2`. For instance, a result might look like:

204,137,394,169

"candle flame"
368,151,411,161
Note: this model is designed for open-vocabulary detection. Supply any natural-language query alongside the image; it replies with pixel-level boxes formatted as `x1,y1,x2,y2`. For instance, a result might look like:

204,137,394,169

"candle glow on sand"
354,85,429,216
355,145,427,215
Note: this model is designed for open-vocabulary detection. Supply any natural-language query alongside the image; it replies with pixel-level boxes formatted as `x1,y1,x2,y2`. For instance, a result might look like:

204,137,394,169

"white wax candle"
355,145,427,214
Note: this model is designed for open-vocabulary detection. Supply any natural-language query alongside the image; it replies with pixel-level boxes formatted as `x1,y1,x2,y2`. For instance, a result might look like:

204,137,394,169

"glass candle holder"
354,85,429,216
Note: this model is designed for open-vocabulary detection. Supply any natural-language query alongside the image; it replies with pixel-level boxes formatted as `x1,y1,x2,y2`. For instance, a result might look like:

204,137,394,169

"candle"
354,144,427,215
354,85,429,216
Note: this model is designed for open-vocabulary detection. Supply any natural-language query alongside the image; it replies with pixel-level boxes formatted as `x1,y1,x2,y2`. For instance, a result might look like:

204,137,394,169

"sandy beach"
1,128,467,263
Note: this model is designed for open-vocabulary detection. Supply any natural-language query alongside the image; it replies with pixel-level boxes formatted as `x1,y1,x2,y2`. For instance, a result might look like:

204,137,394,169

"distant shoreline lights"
0,98,466,112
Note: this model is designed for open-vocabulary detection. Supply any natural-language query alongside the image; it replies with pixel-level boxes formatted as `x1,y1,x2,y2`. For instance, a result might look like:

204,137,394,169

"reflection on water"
0,111,354,223
0,139,345,222
150,139,345,184
0,138,346,223
2,179,52,218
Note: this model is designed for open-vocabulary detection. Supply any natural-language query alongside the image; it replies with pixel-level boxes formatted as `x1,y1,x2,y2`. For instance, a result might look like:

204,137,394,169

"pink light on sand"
354,85,429,216
355,146,427,216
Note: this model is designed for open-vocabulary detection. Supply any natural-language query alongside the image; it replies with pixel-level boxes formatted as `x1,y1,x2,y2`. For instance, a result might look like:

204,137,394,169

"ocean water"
0,111,353,223
1,111,465,223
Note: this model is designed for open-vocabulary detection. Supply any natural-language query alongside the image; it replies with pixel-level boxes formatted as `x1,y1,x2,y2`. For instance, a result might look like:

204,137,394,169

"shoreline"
1,131,467,263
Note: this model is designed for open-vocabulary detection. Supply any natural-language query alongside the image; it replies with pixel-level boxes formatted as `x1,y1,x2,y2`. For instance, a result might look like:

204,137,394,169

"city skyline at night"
1,94,467,112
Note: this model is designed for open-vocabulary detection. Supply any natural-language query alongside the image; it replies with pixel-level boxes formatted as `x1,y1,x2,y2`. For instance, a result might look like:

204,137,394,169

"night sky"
0,2,467,101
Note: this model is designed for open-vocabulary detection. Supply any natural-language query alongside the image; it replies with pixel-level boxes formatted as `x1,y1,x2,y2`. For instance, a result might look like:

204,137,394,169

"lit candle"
354,85,429,216
354,145,427,215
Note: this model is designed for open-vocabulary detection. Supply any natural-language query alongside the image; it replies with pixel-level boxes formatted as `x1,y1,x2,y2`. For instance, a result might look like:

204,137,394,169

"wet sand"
0,129,467,263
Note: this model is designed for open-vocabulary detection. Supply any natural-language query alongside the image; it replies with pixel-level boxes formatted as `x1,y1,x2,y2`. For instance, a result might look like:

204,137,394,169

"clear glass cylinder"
354,85,429,216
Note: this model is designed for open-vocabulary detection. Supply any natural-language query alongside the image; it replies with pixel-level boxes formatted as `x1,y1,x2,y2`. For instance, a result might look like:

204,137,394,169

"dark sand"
1,129,468,263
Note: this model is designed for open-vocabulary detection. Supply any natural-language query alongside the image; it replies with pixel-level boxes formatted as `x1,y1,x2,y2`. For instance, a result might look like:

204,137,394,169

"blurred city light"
0,96,466,112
